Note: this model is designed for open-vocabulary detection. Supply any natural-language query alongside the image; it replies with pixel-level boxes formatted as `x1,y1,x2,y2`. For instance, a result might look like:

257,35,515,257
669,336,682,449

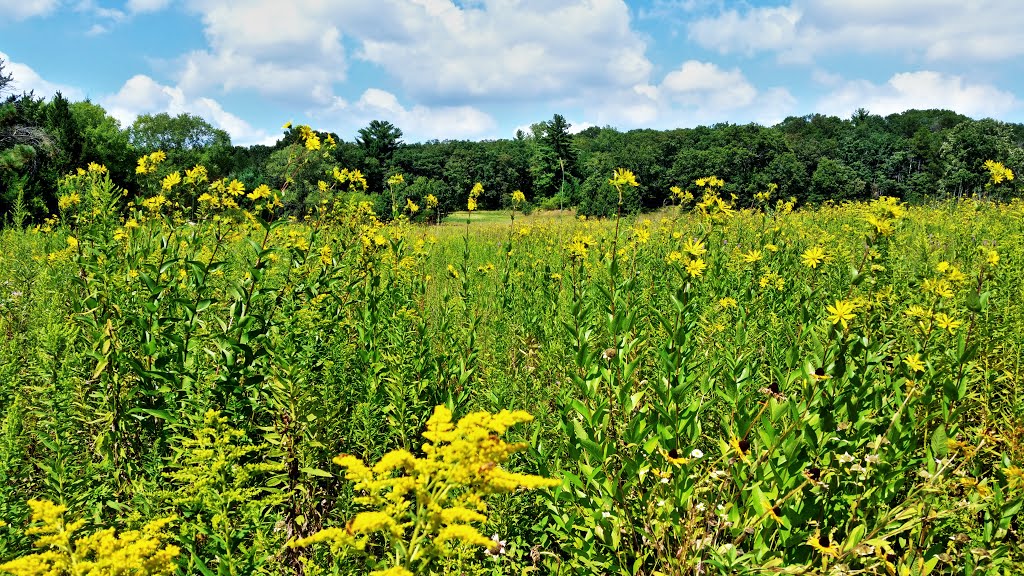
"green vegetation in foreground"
0,160,1022,575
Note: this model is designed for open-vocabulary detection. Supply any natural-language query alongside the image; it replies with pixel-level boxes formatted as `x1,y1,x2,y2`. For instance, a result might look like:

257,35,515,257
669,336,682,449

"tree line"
3,56,1023,224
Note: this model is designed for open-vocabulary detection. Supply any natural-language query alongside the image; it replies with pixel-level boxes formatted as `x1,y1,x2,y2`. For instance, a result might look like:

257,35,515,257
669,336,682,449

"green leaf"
931,424,949,458
300,467,334,478
128,407,175,422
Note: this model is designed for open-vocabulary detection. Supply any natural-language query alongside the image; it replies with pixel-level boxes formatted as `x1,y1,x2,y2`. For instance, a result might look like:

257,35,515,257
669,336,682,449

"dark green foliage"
1,54,1023,227
129,112,232,173
356,119,404,192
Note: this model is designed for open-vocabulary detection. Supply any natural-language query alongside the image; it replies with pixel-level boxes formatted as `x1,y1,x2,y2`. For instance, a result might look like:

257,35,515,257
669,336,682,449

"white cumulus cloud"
661,61,758,111
102,74,275,145
177,0,348,104
176,0,651,111
316,88,497,141
126,0,170,13
353,0,651,104
0,51,83,100
583,61,795,130
689,0,1024,63
819,71,1020,119
0,0,59,20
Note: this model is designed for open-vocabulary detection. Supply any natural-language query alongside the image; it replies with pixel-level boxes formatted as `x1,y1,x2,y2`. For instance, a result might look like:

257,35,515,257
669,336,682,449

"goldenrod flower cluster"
291,405,558,572
467,182,483,212
863,196,906,237
0,500,179,576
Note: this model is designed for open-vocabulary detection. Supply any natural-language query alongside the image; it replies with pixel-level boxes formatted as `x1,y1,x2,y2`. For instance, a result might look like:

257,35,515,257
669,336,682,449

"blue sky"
3,0,1023,145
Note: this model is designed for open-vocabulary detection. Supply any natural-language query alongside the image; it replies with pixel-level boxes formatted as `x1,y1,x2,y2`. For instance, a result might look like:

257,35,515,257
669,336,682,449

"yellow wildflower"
58,192,81,210
682,237,706,257
826,299,856,330
904,353,925,373
1005,466,1024,491
370,568,413,576
226,179,245,197
609,168,639,188
305,132,321,151
801,246,826,269
983,159,1014,184
184,165,208,184
247,184,271,201
807,532,841,558
161,171,181,191
685,258,707,278
933,313,962,334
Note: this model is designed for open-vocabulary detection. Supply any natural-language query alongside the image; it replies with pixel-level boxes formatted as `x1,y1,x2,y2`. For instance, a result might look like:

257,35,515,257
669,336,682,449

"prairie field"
0,164,1022,576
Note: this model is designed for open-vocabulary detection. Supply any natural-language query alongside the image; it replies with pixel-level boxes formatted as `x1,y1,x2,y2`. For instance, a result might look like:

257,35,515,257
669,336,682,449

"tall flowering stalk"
291,405,558,576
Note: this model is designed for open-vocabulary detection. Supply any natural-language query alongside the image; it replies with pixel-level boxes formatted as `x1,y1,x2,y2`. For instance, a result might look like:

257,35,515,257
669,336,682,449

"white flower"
838,452,855,464
485,533,507,557
690,448,704,459
864,454,880,465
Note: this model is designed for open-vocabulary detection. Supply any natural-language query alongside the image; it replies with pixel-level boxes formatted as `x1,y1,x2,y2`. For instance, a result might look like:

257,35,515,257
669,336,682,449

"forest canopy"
2,55,1022,224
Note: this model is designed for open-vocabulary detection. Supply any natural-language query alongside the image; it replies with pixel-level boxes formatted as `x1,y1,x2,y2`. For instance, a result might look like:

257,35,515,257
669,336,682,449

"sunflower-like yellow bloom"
609,168,639,188
983,159,1014,184
161,171,181,191
826,299,856,330
801,246,826,269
